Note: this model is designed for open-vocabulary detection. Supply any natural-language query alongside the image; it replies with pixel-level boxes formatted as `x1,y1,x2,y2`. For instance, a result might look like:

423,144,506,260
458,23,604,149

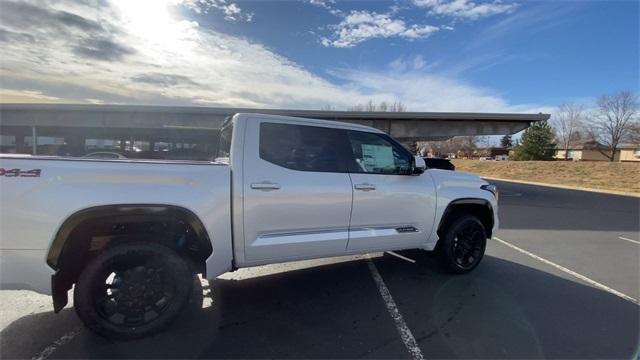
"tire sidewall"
74,242,193,339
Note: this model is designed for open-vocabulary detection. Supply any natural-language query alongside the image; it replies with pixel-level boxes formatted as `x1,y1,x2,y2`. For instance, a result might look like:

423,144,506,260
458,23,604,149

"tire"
74,242,194,339
437,215,487,274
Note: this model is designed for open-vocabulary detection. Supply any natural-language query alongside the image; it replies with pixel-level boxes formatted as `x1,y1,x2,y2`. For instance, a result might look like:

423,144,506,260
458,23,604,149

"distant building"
476,147,510,160
555,141,640,162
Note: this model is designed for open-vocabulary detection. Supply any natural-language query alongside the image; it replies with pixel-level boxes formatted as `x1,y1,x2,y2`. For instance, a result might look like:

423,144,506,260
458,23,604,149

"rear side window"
259,122,350,173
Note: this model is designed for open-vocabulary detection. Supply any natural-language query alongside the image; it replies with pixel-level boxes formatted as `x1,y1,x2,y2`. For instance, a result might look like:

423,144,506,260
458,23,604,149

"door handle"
354,183,376,191
250,181,281,190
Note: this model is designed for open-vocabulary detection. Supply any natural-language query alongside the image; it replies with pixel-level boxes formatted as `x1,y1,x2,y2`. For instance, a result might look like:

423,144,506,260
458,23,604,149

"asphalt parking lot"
1,180,639,359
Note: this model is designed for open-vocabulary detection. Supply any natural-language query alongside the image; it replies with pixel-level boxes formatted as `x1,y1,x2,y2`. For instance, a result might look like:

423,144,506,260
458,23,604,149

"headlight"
481,184,499,200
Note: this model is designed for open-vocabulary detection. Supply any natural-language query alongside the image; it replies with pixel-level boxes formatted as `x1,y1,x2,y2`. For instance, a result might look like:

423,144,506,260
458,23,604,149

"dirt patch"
452,160,640,194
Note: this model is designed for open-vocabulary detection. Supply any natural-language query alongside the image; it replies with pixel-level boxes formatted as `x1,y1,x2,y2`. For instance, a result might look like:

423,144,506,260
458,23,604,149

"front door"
345,130,437,251
242,118,354,262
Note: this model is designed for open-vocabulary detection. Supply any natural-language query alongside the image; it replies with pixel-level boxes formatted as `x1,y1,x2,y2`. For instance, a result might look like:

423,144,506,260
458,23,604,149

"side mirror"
413,156,426,174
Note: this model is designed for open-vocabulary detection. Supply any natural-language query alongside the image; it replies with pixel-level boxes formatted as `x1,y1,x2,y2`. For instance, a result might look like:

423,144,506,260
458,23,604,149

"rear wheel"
438,215,487,273
74,242,194,339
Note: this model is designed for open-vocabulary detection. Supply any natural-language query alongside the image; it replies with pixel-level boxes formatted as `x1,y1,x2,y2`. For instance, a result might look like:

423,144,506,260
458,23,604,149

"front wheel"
74,242,194,339
437,215,487,274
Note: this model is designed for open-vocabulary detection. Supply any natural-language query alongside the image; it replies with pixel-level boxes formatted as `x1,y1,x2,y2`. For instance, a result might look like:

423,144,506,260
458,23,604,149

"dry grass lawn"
452,160,640,194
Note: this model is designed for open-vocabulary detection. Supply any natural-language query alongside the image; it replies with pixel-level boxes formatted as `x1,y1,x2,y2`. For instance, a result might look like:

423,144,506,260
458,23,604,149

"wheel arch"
437,198,495,240
47,204,213,313
47,204,212,270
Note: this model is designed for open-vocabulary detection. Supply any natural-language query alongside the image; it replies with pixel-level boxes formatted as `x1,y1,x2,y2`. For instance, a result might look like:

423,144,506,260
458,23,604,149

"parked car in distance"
423,157,456,171
0,113,498,339
83,152,127,159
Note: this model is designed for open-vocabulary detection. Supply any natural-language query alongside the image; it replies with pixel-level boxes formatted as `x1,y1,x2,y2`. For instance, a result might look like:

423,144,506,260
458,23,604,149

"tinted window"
347,131,413,175
259,122,349,172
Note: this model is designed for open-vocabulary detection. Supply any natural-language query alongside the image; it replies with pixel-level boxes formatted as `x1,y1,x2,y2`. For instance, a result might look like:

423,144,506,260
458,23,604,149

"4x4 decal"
0,168,42,177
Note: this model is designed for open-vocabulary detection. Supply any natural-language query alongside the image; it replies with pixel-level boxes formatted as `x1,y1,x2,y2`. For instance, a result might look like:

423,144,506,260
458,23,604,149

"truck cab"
226,114,440,266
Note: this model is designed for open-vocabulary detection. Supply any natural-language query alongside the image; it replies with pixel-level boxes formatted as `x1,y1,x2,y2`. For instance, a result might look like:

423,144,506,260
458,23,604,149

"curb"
482,177,640,198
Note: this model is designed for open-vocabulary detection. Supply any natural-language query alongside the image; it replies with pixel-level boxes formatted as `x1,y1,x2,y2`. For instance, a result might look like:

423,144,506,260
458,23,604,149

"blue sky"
0,0,637,113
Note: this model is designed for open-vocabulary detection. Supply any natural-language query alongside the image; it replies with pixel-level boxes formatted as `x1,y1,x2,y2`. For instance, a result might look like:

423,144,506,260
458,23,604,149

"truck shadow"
1,252,638,359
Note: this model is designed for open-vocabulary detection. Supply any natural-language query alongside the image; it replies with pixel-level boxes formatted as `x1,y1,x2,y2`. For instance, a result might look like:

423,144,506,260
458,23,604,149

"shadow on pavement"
1,252,638,359
375,249,639,359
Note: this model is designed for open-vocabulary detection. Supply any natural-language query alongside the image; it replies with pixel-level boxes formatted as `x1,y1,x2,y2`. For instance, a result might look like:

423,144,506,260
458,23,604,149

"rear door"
345,130,437,251
242,118,354,262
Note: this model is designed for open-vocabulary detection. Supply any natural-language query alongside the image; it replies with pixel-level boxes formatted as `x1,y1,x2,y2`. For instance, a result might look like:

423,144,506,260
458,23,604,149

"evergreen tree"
500,134,513,148
511,122,556,160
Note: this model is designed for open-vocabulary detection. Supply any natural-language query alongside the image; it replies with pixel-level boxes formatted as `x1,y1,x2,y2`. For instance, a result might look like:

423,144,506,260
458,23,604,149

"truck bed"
0,156,233,293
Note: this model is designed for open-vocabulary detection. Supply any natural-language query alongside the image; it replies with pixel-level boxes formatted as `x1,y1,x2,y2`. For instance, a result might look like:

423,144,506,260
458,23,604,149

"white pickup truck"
0,113,498,339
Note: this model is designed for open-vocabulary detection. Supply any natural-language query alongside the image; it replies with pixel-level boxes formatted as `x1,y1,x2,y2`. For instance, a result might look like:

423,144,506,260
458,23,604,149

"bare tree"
587,91,638,161
554,102,584,160
365,100,377,112
389,101,406,112
348,100,407,112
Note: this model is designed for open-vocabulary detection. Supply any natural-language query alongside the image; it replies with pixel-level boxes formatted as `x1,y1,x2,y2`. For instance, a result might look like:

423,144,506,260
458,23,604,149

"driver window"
347,131,412,175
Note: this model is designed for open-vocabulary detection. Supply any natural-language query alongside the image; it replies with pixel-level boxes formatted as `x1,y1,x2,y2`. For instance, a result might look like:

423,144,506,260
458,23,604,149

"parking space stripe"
493,237,639,305
386,251,417,263
31,328,81,360
367,258,425,360
618,236,640,245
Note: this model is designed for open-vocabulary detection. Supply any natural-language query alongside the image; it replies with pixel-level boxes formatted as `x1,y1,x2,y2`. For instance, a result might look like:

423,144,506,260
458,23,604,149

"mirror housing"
413,156,426,174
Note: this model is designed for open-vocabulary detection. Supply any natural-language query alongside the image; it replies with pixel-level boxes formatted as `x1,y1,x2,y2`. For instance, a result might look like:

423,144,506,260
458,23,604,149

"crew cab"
0,113,498,339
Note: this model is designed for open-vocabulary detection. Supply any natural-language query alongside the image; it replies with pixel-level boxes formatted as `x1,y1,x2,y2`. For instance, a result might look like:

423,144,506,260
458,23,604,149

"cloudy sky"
0,0,637,112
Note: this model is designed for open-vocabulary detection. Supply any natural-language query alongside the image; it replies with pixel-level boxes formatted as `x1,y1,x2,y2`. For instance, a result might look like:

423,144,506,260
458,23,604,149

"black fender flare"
437,198,495,237
47,204,212,270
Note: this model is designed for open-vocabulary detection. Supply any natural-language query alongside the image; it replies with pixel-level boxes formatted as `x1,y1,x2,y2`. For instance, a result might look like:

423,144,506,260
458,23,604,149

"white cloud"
0,0,547,114
0,0,364,108
329,67,524,112
181,0,253,22
413,0,517,20
0,89,64,103
308,0,343,16
321,10,440,48
389,55,430,72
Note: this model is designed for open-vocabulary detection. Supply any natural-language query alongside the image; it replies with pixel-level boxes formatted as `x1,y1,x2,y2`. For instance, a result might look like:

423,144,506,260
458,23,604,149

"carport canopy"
0,104,550,142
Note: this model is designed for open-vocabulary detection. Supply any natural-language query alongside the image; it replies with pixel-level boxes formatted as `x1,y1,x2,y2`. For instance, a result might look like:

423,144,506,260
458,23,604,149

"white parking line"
386,251,417,263
31,328,81,360
367,258,425,360
618,236,640,245
493,237,639,305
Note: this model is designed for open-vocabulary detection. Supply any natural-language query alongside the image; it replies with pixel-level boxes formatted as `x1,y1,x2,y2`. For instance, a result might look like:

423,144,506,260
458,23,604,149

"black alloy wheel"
74,242,193,339
439,215,487,273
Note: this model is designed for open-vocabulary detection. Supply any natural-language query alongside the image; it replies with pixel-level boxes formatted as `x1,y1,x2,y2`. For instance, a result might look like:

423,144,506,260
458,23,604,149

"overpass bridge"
0,104,549,156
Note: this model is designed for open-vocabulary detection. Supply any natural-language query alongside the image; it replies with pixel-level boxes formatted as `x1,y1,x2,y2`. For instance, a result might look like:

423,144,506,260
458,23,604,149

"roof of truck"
233,112,386,133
